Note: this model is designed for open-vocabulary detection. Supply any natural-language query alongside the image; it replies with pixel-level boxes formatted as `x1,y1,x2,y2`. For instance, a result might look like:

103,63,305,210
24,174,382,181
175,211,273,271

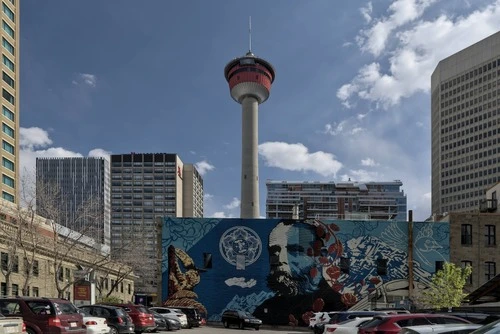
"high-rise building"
1,0,19,204
35,157,111,249
224,48,275,218
431,31,500,216
109,153,203,299
266,180,407,221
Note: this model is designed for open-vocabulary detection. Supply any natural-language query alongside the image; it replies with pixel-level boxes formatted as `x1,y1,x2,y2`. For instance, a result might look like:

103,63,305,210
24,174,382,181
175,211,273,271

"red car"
99,303,154,334
358,313,471,334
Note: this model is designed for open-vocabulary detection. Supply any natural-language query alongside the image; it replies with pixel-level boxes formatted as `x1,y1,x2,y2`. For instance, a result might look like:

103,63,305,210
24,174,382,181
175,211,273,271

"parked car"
314,311,387,334
0,313,25,334
99,304,154,334
79,305,134,334
470,319,500,334
221,309,262,330
0,297,85,334
149,307,188,329
323,317,375,334
309,312,339,329
358,313,471,334
149,311,167,332
82,315,110,334
399,323,482,334
426,312,500,325
171,307,201,328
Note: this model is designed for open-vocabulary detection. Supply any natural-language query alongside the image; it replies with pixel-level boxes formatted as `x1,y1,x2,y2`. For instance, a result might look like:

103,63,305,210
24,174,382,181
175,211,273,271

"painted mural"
162,218,449,326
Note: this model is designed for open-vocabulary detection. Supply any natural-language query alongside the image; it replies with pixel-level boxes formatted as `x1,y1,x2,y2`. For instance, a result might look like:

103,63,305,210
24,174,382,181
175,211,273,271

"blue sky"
20,0,500,221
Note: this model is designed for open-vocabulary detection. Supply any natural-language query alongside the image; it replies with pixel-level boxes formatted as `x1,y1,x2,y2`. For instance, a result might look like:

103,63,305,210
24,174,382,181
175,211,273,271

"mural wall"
162,218,449,326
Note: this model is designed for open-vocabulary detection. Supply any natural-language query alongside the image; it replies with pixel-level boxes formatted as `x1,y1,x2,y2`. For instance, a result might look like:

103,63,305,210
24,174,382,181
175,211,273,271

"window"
8,0,13,5
120,282,123,293
461,261,472,284
2,37,13,55
0,282,5,296
2,20,13,39
128,283,131,294
2,174,13,188
485,261,496,281
461,224,472,245
2,157,13,171
2,89,14,105
32,287,39,297
2,55,13,72
2,140,13,154
32,260,39,276
58,267,64,281
2,3,14,22
485,225,496,246
2,105,13,120
2,123,13,137
435,261,444,272
0,252,7,271
11,255,17,272
376,258,388,276
2,72,13,89
2,191,13,202
65,268,70,279
11,284,17,296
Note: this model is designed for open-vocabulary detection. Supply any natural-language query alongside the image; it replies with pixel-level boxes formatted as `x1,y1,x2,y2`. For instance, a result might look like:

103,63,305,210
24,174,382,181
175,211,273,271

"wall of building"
161,218,449,326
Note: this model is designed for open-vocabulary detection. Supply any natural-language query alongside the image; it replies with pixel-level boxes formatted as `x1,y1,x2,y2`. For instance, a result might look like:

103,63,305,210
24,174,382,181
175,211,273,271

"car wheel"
108,327,118,334
223,320,229,328
26,328,36,334
239,321,244,329
255,326,260,331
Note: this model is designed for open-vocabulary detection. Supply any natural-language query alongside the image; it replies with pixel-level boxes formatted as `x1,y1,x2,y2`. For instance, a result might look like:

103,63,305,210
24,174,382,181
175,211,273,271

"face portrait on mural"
267,221,323,296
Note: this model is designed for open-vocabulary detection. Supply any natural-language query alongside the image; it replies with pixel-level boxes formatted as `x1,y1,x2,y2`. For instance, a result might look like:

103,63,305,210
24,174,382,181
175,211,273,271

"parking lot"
155,324,309,334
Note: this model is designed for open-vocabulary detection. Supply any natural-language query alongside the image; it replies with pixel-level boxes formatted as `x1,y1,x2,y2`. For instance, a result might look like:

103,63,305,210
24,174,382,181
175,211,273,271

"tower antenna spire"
248,16,252,53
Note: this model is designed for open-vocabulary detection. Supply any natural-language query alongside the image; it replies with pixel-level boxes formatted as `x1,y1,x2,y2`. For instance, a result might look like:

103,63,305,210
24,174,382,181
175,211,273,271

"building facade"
266,180,407,221
109,153,203,302
431,31,500,216
0,0,18,204
36,157,111,250
161,217,448,326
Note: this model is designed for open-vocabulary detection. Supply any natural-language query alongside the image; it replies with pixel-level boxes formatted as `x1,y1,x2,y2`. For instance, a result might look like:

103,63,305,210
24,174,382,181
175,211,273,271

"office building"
110,153,203,300
35,157,111,250
266,180,407,220
0,0,18,204
431,31,500,216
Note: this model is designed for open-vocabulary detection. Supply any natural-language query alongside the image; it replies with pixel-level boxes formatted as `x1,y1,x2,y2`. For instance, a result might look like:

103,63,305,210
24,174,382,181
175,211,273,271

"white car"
323,317,374,334
399,324,482,334
149,307,189,328
82,315,110,334
310,312,338,329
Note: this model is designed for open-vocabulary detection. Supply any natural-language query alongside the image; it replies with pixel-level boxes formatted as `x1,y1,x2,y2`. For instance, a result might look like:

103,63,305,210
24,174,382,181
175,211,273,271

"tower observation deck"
224,51,275,218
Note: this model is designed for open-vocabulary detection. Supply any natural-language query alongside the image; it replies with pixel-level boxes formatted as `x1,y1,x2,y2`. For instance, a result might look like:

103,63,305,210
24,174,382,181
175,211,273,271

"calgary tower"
224,23,275,219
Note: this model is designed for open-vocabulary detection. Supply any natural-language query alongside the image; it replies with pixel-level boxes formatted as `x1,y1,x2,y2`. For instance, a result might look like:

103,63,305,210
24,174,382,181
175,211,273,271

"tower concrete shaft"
224,51,275,219
241,96,259,218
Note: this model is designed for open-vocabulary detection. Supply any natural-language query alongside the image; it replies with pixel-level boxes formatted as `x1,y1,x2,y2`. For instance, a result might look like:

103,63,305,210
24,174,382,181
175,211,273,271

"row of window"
441,81,498,109
461,224,496,246
111,187,176,193
112,194,175,200
0,284,39,297
111,168,176,174
441,73,497,102
441,59,500,92
1,253,39,276
111,174,176,180
111,162,176,167
99,277,131,294
460,260,496,283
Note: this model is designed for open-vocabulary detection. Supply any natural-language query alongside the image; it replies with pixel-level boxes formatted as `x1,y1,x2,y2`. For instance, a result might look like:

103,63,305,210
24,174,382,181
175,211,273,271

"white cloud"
212,212,229,218
20,127,53,149
339,0,500,108
360,2,373,23
259,142,343,177
224,197,240,210
225,277,257,288
195,160,215,176
88,148,111,158
341,169,381,182
78,73,97,87
204,193,213,200
361,158,379,167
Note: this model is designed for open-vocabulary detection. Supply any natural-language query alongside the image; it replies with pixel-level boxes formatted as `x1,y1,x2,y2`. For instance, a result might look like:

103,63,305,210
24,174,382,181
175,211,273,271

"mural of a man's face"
267,222,322,296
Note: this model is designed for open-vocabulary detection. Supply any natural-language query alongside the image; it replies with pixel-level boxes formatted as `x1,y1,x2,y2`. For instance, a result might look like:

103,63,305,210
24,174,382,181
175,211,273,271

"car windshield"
238,311,254,317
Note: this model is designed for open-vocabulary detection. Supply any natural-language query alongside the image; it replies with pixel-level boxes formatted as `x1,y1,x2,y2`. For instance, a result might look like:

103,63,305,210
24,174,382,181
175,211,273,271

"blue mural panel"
161,218,449,327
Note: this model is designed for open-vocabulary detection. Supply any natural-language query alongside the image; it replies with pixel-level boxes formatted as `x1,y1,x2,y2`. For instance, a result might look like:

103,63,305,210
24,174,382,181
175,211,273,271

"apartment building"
0,0,18,204
35,157,111,250
110,153,203,303
266,180,407,221
431,31,500,216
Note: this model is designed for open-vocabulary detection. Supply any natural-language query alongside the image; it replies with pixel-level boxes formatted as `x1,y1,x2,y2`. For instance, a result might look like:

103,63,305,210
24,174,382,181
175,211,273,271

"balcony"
479,199,498,213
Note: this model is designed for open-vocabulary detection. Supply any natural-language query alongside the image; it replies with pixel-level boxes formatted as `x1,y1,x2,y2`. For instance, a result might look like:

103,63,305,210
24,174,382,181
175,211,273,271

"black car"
221,309,262,330
79,305,135,334
150,310,181,331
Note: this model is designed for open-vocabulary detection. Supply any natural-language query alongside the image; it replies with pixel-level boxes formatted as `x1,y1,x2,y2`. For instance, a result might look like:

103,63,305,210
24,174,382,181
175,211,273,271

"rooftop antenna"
248,16,252,53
